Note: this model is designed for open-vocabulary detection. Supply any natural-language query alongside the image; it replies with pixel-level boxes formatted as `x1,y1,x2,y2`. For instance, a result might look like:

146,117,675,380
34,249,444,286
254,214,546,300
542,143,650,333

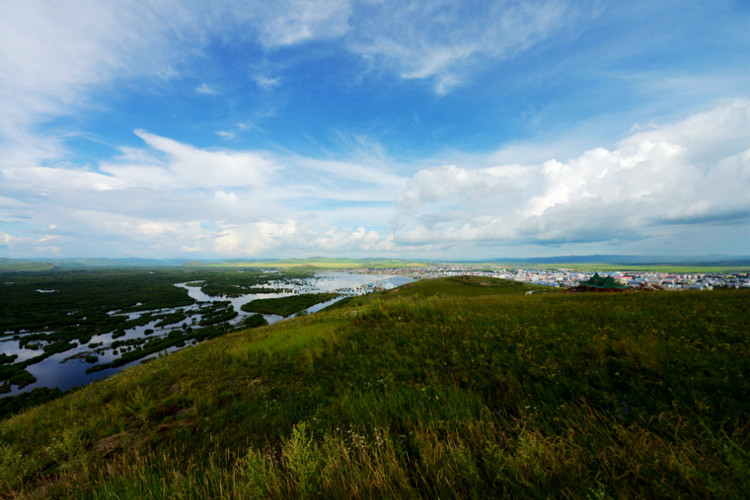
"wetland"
0,267,412,402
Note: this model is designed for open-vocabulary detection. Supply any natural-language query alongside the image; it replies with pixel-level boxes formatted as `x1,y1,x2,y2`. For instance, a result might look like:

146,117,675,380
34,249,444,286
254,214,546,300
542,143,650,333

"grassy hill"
1,279,748,498
0,259,56,272
385,275,557,297
326,276,558,312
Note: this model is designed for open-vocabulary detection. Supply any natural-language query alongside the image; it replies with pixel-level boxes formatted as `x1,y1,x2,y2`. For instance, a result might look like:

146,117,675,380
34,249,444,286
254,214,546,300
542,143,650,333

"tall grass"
1,288,748,498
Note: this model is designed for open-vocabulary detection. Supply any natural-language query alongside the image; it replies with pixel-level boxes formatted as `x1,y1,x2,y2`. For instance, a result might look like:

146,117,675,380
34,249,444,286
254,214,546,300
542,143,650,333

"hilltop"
383,275,556,297
1,278,748,498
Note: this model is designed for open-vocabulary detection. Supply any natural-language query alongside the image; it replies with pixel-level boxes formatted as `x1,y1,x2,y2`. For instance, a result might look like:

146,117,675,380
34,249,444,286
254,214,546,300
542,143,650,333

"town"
352,265,750,291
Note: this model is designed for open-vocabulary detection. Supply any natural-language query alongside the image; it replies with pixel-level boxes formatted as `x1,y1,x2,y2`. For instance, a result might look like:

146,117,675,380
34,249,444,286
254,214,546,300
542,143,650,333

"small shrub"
283,423,322,497
238,448,280,499
244,314,269,328
0,442,29,490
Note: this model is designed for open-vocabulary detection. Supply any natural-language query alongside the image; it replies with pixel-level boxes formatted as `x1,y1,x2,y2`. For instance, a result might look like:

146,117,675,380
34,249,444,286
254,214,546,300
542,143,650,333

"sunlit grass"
1,283,748,498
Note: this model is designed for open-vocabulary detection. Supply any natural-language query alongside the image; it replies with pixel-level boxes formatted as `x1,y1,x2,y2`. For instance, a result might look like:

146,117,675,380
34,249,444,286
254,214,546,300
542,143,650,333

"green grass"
387,275,557,297
242,293,341,317
326,276,557,311
0,268,314,392
1,280,748,498
0,260,55,272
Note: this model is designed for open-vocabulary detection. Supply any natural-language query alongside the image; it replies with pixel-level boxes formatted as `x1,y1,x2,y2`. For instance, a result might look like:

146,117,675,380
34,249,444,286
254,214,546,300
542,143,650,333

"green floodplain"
241,293,341,318
0,268,323,401
0,271,747,498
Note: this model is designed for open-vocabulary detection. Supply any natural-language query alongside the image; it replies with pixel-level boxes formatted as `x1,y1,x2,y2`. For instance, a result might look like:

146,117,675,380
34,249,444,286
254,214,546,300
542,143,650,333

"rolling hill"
1,278,748,498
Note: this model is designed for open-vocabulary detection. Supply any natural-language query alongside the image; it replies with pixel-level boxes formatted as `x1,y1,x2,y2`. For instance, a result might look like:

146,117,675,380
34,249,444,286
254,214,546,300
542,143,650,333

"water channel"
1,272,413,397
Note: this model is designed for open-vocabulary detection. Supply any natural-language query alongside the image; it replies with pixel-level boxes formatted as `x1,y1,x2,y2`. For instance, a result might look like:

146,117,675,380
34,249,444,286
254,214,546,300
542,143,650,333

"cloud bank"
0,1,748,259
0,100,747,258
394,100,750,255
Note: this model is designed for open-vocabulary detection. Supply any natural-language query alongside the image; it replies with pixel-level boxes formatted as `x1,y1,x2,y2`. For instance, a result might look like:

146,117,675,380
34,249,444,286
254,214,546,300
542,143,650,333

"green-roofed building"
574,272,629,292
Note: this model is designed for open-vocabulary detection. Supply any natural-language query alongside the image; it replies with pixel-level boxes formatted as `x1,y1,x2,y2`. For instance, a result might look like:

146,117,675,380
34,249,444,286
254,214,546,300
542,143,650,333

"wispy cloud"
196,83,218,95
0,1,747,259
127,130,277,188
347,0,570,93
0,1,191,134
3,101,747,258
247,0,351,47
216,131,236,140
0,127,403,257
254,75,281,91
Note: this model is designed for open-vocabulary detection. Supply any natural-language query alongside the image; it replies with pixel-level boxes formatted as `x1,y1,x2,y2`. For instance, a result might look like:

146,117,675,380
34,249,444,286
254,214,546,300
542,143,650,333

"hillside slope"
1,282,749,498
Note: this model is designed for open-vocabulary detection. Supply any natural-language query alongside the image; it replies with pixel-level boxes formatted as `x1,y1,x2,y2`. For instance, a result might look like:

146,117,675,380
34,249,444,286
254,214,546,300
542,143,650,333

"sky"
0,0,749,261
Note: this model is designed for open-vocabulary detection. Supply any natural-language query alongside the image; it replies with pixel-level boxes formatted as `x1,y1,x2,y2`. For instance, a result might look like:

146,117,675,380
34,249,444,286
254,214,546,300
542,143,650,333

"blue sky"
1,0,749,260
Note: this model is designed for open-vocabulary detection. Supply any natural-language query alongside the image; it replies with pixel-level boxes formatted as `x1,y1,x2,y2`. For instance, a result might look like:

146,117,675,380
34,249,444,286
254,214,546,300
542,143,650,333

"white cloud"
196,83,218,95
0,230,17,245
0,195,28,208
1,0,746,265
215,191,239,205
4,101,748,258
311,226,394,253
37,234,58,243
0,0,580,179
0,0,191,140
348,0,568,93
394,100,750,251
292,157,405,189
0,0,352,147
216,131,236,140
1,166,131,192
248,0,351,47
0,123,405,257
213,220,297,255
136,221,182,238
94,165,175,190
100,130,278,189
254,75,281,90
0,228,59,255
398,164,530,211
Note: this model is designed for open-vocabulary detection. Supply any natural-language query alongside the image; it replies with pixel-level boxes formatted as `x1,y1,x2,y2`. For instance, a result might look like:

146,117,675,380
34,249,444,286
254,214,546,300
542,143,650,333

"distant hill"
2,254,748,272
0,259,56,272
0,258,187,271
485,254,750,267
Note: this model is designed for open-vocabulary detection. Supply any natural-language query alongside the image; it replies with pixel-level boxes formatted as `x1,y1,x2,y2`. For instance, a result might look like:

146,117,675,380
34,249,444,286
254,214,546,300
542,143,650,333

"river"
1,271,413,397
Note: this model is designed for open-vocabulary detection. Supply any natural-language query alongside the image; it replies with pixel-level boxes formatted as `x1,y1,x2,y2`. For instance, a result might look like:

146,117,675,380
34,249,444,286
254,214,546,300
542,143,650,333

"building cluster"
356,265,750,291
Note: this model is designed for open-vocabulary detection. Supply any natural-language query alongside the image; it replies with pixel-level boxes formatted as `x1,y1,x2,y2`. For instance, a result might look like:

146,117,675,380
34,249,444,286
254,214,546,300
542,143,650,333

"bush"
244,314,269,328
